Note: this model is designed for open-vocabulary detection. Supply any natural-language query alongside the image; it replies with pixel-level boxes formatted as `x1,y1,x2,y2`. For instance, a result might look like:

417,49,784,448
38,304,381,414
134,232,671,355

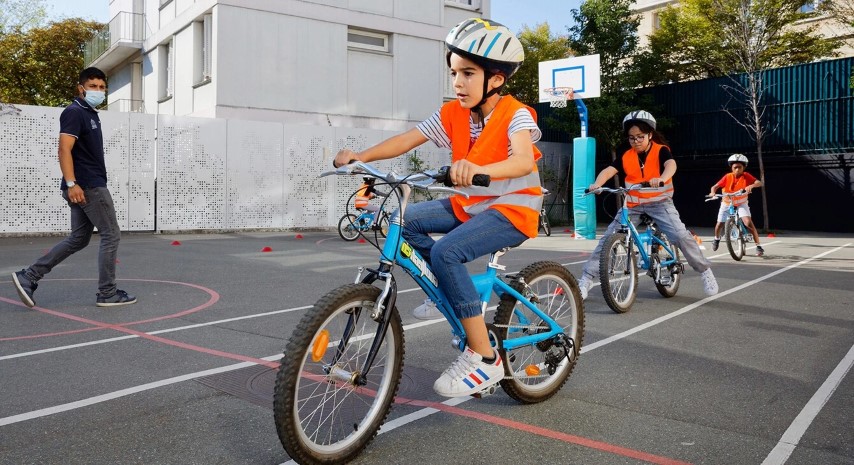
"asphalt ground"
0,228,852,465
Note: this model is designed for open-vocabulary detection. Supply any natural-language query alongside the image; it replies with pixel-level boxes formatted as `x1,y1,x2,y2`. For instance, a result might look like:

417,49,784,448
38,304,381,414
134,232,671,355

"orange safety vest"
440,96,543,238
354,183,373,209
622,141,674,208
718,172,755,206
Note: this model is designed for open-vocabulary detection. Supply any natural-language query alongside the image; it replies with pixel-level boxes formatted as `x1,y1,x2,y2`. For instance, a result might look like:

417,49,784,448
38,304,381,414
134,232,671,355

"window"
194,14,212,85
158,40,174,101
348,29,389,53
445,0,482,9
653,12,661,30
160,0,172,7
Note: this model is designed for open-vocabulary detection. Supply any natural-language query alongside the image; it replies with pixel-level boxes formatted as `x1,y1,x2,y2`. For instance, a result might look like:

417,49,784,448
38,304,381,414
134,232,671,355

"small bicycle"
337,208,391,241
585,185,684,313
274,162,584,464
538,188,552,237
705,190,753,261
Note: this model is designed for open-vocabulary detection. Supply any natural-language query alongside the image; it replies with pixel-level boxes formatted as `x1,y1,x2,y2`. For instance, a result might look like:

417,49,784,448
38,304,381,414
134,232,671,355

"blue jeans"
402,198,528,319
25,187,122,296
582,198,711,280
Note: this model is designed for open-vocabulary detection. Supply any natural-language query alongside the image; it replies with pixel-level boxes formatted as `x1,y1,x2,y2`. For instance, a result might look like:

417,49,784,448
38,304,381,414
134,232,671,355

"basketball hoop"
544,87,573,108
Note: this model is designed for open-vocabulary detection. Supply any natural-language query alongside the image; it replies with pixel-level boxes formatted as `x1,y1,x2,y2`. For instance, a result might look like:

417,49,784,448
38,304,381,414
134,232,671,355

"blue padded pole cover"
572,136,596,239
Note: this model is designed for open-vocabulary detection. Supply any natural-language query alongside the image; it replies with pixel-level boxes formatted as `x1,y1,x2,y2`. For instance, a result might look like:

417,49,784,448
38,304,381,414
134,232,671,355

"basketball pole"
570,97,596,239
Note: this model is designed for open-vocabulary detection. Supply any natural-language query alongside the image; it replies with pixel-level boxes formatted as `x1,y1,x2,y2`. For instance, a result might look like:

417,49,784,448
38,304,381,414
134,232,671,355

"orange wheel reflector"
554,287,565,295
525,365,540,376
312,329,330,362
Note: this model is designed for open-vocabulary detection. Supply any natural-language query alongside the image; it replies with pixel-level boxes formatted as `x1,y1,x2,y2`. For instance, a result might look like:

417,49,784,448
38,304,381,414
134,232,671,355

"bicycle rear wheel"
599,232,638,313
273,284,404,465
494,261,584,403
653,234,682,298
725,217,745,261
337,214,361,241
377,213,390,238
541,212,552,237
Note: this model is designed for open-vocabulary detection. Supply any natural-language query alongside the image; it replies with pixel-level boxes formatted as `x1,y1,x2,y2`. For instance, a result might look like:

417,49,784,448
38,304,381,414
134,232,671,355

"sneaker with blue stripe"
433,346,504,397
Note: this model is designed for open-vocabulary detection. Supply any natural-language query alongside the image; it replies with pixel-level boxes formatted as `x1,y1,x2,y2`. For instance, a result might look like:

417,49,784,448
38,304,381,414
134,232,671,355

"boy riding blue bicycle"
577,110,718,301
333,18,543,397
708,154,764,256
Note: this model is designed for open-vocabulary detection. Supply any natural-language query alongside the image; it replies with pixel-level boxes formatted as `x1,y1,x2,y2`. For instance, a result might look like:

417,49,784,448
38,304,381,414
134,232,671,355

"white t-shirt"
416,105,542,156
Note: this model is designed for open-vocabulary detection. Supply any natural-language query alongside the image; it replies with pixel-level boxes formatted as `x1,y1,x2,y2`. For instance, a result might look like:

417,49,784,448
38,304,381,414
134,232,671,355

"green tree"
0,0,47,33
504,23,572,106
0,18,103,106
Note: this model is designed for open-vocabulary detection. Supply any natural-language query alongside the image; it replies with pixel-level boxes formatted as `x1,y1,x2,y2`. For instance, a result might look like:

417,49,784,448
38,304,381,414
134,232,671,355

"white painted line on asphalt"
582,243,848,353
761,342,854,465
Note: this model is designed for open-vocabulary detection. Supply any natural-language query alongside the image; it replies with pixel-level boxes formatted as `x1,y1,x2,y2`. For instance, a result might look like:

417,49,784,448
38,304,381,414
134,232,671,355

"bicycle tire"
337,214,361,241
599,232,638,313
541,214,551,237
273,284,404,465
653,234,682,298
725,217,745,261
377,214,390,238
494,261,584,403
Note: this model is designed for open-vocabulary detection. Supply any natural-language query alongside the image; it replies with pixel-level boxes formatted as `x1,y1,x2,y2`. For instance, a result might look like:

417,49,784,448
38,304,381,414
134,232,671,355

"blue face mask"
83,90,105,108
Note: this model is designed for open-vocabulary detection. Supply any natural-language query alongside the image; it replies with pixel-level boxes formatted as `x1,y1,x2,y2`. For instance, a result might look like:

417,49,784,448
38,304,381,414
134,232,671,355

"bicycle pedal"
471,384,498,398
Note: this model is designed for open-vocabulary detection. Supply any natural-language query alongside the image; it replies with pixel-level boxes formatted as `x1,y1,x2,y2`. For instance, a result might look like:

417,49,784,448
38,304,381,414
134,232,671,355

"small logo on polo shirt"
90,119,98,130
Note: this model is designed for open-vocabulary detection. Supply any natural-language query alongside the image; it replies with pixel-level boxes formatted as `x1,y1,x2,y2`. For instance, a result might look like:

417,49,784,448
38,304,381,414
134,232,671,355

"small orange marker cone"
767,233,776,238
261,246,273,252
358,238,366,243
171,240,181,246
564,228,572,233
295,234,304,239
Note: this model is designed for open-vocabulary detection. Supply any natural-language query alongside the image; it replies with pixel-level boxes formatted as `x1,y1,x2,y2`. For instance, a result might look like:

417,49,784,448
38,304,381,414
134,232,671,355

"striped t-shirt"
416,105,542,156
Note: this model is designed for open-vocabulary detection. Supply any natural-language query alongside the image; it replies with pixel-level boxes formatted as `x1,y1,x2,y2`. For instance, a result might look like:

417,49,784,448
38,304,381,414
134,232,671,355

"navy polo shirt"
59,97,107,189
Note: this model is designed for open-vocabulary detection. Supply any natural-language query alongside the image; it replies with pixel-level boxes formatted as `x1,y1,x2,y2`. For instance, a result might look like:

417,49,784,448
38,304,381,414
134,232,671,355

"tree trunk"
756,141,770,232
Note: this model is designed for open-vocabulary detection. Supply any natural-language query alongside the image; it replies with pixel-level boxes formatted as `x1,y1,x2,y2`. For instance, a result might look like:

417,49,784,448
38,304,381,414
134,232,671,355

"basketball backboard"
538,54,601,102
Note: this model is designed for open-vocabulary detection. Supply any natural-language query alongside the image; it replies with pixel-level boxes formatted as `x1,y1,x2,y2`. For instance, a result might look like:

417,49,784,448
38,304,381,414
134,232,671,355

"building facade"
86,0,489,129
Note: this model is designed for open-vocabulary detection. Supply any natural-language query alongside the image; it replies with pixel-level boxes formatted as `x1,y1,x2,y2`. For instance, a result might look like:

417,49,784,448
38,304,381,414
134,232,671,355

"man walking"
12,67,136,308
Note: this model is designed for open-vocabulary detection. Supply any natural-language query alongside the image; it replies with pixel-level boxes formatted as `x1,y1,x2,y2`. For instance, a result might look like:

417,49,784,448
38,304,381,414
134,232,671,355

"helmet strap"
473,71,504,126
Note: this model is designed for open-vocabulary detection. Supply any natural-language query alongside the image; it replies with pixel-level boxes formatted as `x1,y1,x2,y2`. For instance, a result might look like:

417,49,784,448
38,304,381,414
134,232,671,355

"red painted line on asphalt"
0,278,219,341
400,398,693,465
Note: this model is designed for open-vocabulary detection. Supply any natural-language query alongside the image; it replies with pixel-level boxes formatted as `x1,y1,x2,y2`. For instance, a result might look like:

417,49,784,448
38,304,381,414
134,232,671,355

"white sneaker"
413,299,443,320
577,276,593,300
433,346,504,397
701,268,719,296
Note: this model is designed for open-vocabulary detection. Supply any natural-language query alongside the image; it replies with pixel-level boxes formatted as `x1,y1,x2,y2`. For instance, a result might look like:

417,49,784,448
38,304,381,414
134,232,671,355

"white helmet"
445,18,524,79
623,110,657,131
728,153,748,166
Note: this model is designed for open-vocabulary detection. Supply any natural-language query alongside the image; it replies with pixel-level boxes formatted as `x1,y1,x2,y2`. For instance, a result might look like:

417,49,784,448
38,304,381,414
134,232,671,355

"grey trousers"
26,187,121,296
582,198,712,280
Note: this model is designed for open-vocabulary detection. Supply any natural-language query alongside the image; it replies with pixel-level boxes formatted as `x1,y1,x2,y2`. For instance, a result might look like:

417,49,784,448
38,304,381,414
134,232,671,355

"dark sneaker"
756,246,765,257
12,270,37,308
96,289,137,307
712,239,720,251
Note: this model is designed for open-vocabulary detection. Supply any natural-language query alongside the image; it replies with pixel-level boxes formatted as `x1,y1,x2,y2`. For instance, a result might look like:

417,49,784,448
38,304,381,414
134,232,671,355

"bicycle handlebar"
320,161,480,198
704,190,748,202
583,182,654,195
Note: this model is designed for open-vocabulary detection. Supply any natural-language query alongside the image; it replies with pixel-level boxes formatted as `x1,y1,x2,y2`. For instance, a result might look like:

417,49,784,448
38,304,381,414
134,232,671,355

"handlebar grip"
471,174,491,187
436,166,490,187
332,158,359,168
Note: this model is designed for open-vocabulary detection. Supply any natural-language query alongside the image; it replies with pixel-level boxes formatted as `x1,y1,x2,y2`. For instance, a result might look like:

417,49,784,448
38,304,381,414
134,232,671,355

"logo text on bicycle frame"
400,242,439,287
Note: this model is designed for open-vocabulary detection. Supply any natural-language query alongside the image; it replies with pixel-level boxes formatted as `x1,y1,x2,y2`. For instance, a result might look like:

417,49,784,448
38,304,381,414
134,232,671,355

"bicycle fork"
326,264,398,387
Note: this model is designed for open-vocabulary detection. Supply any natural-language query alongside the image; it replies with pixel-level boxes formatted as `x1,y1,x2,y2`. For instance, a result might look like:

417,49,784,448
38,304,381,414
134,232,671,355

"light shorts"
717,202,752,223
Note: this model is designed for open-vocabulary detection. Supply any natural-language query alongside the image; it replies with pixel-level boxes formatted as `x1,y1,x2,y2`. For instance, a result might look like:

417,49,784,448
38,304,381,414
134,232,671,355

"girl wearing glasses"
576,110,718,300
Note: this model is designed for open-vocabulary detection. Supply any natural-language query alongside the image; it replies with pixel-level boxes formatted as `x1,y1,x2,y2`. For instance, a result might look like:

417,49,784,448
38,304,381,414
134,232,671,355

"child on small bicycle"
577,110,718,300
334,18,543,397
708,154,764,256
354,177,382,226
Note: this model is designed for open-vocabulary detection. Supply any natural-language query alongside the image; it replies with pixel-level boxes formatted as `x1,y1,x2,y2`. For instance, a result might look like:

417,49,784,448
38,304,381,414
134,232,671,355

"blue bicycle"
274,162,584,464
705,190,753,261
337,208,391,241
586,185,684,313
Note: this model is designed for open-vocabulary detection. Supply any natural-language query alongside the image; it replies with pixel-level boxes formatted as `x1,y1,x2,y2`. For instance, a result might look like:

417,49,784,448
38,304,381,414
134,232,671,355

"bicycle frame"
327,163,569,381
610,188,679,272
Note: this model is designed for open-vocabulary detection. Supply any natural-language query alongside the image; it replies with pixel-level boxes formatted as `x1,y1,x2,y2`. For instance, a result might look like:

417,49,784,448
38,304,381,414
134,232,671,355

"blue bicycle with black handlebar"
273,161,584,464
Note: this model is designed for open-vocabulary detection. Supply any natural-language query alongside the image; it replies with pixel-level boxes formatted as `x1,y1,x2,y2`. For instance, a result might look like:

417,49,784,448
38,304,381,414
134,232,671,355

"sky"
43,0,109,22
42,0,580,33
491,0,581,35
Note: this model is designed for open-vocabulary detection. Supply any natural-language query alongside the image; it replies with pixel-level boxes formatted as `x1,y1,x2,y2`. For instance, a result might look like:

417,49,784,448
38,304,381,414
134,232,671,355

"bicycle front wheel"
725,217,745,261
273,284,404,465
337,214,361,241
653,234,682,298
541,213,552,237
599,232,638,313
494,261,584,403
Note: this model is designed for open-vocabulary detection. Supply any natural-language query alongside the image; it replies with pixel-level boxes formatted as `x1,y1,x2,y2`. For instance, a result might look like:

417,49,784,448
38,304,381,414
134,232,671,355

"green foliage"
643,0,842,84
504,23,572,106
0,18,103,106
0,0,48,34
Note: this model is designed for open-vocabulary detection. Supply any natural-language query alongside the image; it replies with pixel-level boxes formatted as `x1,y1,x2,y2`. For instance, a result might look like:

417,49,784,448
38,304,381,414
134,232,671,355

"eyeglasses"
627,134,649,143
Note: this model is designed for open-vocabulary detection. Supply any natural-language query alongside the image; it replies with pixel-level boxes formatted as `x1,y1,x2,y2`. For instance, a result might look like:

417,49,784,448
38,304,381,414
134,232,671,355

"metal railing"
84,11,146,65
